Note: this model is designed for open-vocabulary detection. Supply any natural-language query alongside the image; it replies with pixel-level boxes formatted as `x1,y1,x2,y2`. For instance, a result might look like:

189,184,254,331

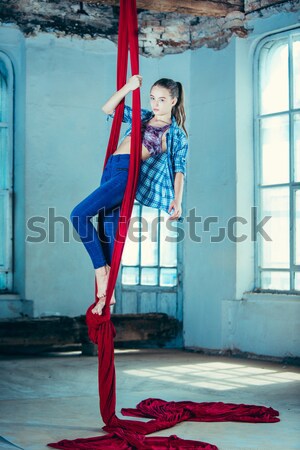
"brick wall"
0,0,299,56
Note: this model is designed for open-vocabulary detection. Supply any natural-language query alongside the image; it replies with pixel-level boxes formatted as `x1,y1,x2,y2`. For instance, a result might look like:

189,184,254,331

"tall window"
0,53,13,292
121,202,178,287
254,29,300,292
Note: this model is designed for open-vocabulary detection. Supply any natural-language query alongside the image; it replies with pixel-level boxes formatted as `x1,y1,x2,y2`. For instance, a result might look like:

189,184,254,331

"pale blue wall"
24,35,117,317
184,38,237,350
23,32,190,318
0,9,299,358
183,11,300,358
0,26,28,316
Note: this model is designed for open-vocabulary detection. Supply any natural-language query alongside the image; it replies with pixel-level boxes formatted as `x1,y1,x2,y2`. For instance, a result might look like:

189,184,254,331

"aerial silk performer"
48,1,280,448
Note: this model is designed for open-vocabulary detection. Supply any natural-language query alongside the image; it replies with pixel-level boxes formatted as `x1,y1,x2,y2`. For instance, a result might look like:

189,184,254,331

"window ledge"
0,293,21,301
242,291,300,302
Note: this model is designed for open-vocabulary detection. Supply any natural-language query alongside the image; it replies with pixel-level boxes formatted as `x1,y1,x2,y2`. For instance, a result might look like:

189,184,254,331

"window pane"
0,191,8,268
261,271,290,290
259,39,288,114
0,70,7,122
295,190,300,265
122,266,139,285
293,38,300,109
122,203,139,266
141,206,158,266
0,127,8,189
122,204,179,287
260,187,289,268
295,272,300,291
294,113,300,182
160,268,177,287
160,210,177,266
141,267,158,286
260,115,289,185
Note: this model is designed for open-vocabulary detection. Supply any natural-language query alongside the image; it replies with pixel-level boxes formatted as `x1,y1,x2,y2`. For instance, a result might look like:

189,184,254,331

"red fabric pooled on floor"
48,433,217,450
121,398,280,423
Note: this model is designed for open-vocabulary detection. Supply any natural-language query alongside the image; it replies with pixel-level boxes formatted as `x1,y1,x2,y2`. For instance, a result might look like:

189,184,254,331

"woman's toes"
92,304,103,315
92,297,106,315
97,290,106,300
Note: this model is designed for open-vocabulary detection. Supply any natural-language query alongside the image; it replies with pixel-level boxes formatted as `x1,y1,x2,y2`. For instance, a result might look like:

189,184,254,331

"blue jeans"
70,154,130,269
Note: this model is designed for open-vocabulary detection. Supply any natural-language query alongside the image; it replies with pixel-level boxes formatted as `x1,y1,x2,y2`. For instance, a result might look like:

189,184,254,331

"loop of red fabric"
48,1,280,448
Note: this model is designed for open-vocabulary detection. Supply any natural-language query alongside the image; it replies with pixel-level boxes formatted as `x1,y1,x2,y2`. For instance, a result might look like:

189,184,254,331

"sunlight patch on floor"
123,361,300,391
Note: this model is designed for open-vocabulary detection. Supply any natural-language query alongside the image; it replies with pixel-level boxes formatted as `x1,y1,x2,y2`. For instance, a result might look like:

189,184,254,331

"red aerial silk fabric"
48,1,280,449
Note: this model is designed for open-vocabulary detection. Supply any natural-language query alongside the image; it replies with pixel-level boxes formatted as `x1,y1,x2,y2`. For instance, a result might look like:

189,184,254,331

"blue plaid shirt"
106,104,188,222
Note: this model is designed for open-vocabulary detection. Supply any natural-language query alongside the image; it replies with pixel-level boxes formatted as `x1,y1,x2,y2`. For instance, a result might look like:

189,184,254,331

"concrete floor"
0,349,299,450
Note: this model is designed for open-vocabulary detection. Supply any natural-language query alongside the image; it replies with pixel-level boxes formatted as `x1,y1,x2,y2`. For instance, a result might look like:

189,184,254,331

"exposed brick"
139,13,166,21
138,32,148,39
245,0,299,13
142,37,158,47
152,26,165,33
144,45,164,57
161,31,190,42
140,26,153,33
162,24,187,34
157,46,185,55
231,27,249,37
222,19,245,29
0,0,297,57
141,19,161,27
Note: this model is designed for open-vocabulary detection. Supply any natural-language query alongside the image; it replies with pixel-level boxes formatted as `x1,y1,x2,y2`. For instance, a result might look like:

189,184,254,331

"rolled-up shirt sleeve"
106,104,152,124
106,104,132,123
173,136,188,177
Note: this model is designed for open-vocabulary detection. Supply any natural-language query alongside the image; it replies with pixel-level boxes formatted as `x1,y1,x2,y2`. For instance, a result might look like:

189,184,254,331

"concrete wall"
0,28,190,317
184,10,300,358
0,8,299,358
0,26,27,316
184,38,237,350
24,34,117,317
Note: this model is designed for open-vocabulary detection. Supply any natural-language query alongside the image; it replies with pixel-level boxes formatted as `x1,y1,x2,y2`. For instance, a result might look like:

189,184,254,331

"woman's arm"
169,133,188,221
174,172,184,205
168,172,184,220
102,75,142,115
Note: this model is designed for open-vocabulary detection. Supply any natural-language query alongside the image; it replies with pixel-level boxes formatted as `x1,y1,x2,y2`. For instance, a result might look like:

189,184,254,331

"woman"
70,75,188,315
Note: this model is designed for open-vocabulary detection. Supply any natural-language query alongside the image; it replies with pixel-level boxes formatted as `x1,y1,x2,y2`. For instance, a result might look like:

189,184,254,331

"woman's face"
149,85,177,116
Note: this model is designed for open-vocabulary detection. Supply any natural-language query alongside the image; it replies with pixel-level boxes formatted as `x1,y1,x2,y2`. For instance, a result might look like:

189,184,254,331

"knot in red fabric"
85,303,114,344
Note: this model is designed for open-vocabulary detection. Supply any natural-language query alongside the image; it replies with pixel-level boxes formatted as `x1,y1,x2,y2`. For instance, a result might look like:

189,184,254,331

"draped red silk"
48,1,280,448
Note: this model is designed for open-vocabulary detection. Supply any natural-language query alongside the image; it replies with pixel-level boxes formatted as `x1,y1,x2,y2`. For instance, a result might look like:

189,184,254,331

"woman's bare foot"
92,264,116,315
91,289,116,315
105,265,116,306
95,264,110,300
91,294,106,315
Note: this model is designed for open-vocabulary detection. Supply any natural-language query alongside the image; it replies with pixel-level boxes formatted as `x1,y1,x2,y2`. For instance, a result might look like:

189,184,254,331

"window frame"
0,51,14,292
253,28,300,293
121,200,179,289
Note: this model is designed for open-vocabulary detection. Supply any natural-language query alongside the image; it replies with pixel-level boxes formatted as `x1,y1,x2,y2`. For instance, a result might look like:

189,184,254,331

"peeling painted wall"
0,3,299,357
0,0,299,57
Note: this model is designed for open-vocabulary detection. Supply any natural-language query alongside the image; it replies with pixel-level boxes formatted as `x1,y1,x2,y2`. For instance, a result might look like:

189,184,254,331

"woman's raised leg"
70,176,127,304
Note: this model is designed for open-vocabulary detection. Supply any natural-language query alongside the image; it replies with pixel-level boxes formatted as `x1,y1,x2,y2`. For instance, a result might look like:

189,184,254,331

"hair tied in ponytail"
151,78,188,137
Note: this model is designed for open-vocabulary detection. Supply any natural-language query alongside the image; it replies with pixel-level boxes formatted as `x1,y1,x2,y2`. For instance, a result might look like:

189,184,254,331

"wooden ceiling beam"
75,0,244,17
